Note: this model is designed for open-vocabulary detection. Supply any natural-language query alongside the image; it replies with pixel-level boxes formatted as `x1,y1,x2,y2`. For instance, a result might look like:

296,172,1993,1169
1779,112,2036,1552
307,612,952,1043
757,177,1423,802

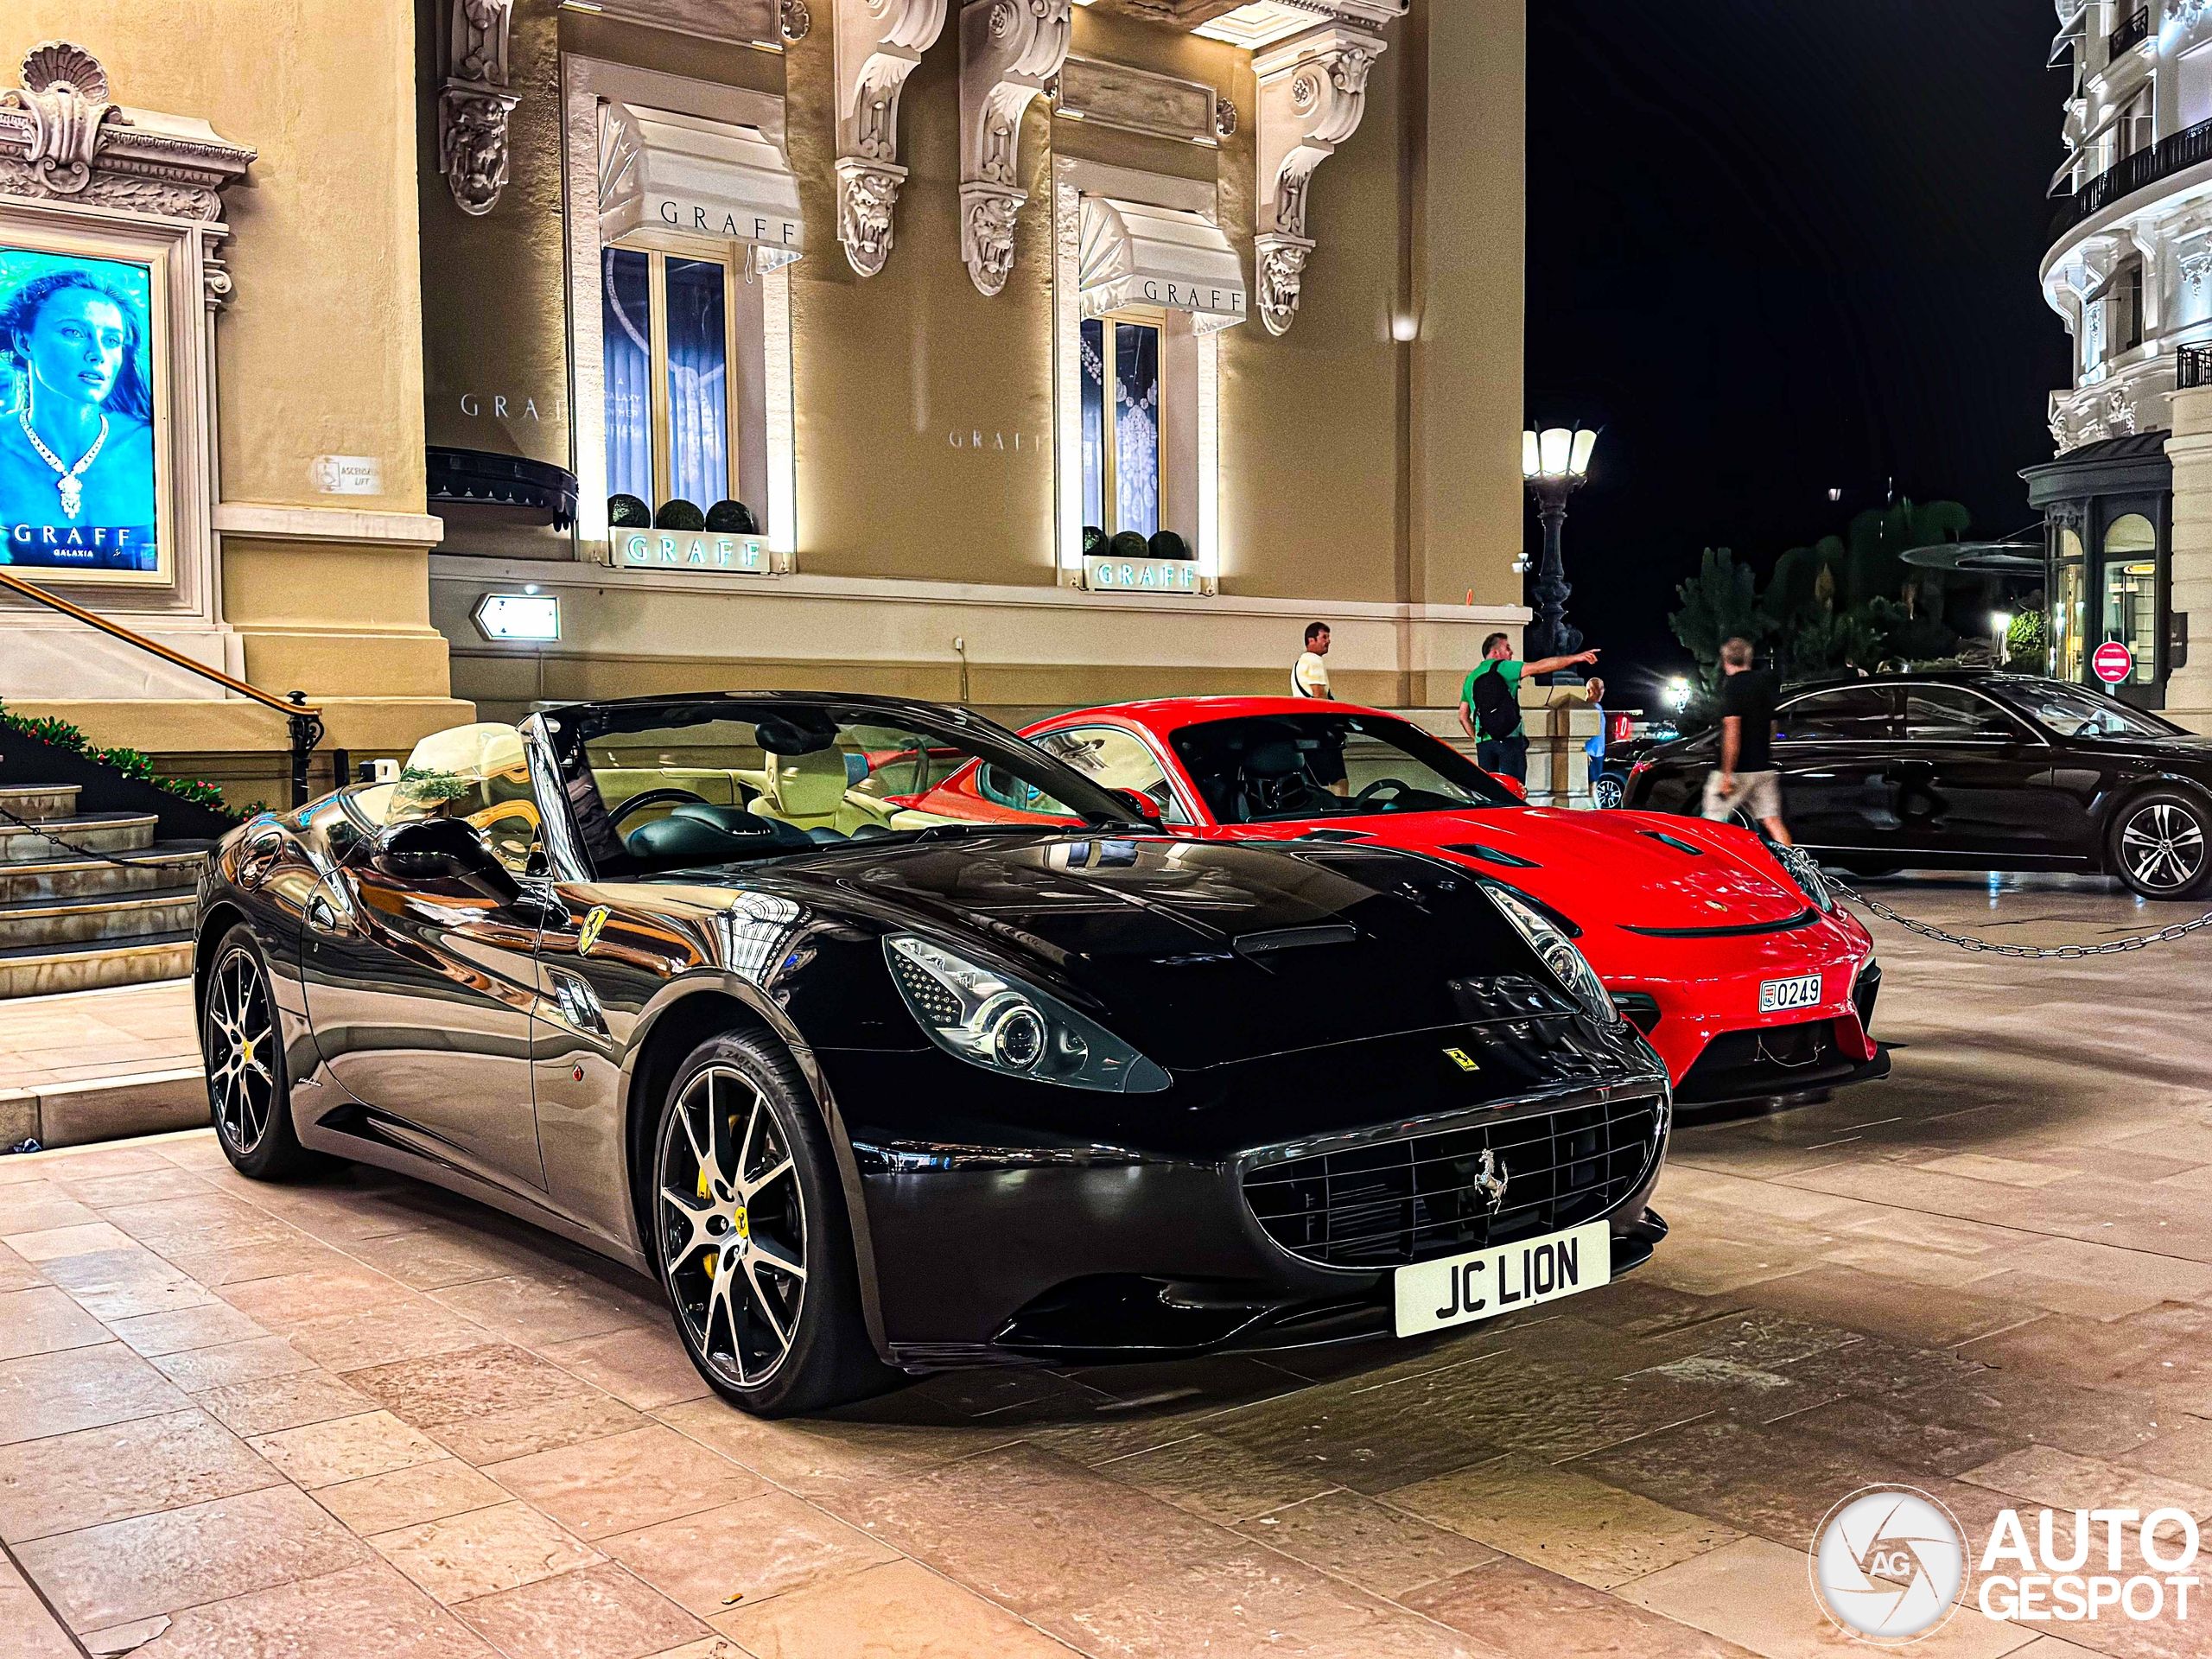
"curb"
0,1068,207,1151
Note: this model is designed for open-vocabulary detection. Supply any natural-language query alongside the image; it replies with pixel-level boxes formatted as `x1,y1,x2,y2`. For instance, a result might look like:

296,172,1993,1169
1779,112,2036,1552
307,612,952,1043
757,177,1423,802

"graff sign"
620,530,770,573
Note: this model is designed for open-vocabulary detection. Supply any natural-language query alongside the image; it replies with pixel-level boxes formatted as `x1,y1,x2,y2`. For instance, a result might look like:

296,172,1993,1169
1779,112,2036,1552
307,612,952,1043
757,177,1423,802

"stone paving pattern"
0,874,2207,1656
0,981,198,1093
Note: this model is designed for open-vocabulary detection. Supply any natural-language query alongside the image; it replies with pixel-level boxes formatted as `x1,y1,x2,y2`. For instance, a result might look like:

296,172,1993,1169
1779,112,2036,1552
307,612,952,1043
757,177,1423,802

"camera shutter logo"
1810,1485,1968,1643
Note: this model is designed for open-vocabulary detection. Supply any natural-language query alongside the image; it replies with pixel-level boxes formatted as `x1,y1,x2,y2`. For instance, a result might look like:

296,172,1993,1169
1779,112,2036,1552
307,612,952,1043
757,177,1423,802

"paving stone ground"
0,871,2209,1657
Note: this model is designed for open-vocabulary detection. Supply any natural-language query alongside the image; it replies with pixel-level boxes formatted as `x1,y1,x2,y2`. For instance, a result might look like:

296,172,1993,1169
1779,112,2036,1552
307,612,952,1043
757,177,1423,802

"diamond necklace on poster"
17,396,109,521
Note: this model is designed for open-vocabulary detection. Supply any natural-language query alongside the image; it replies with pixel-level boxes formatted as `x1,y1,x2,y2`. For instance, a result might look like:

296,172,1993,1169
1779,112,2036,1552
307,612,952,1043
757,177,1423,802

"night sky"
1524,0,2075,709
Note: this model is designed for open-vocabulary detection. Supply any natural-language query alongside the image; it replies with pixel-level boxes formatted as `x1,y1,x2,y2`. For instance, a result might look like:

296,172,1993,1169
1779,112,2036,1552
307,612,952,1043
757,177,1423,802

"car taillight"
1629,759,1652,778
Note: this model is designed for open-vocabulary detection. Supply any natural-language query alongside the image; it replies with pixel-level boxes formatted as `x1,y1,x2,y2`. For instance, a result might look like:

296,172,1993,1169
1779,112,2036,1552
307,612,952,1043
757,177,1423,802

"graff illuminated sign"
1136,278,1246,318
620,530,770,574
1084,555,1199,593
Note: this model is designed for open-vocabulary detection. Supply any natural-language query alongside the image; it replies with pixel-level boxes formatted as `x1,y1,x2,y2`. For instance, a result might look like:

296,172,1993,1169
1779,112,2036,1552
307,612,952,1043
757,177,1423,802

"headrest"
1243,741,1304,778
754,716,836,756
763,747,849,817
404,722,524,782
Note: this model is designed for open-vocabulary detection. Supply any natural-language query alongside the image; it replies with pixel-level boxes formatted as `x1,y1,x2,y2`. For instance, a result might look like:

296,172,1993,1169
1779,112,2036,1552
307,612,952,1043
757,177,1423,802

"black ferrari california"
197,692,1670,1414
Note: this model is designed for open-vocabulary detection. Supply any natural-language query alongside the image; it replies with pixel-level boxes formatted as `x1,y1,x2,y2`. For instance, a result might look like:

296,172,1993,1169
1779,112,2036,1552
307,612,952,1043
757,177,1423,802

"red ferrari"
893,696,1885,1107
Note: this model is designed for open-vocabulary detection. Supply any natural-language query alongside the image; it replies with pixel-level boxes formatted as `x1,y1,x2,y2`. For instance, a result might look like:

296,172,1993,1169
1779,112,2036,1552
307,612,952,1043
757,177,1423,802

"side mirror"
370,817,518,901
1493,773,1529,801
1113,789,1165,826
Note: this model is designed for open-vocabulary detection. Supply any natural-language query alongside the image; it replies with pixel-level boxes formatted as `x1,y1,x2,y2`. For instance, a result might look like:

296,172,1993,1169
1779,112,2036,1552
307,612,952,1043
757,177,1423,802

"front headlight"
1771,842,1835,913
884,935,1171,1093
1484,886,1618,1025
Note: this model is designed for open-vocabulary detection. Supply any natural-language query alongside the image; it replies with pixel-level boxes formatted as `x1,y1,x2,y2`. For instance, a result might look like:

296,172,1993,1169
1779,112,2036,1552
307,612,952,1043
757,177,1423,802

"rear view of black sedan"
195,692,1671,1416
1627,671,2212,899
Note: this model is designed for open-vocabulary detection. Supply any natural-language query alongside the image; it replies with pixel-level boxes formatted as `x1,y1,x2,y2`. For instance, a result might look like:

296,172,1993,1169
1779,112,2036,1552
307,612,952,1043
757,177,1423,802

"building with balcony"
2024,0,2212,707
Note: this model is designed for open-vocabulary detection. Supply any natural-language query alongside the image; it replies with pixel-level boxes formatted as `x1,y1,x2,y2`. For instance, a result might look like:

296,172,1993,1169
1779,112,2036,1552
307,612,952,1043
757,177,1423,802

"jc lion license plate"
1758,973,1823,1013
1394,1219,1611,1338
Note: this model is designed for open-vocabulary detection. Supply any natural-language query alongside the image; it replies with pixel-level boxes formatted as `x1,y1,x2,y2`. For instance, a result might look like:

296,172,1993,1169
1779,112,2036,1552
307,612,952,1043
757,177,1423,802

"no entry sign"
2093,640,2134,683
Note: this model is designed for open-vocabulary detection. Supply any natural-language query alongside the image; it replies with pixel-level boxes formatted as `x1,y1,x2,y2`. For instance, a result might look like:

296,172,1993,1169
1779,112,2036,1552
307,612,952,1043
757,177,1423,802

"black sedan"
197,691,1670,1414
1625,671,2212,899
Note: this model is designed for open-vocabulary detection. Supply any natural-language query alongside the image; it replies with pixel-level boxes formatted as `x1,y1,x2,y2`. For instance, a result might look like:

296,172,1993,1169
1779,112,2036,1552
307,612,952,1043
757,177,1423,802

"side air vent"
1441,842,1540,868
1637,830,1705,856
1295,828,1372,843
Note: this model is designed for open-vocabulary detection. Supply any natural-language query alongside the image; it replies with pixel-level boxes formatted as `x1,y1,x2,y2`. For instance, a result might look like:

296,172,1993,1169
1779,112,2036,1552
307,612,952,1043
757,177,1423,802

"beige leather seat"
750,749,854,835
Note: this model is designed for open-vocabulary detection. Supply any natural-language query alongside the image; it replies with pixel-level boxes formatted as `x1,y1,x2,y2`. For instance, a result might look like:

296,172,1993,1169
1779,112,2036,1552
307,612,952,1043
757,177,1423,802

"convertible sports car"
993,698,1886,1107
1625,671,2212,900
196,692,1670,1414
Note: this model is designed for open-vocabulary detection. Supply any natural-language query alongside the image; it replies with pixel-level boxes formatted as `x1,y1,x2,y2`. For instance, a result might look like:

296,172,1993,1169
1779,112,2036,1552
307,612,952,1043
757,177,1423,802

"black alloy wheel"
2109,789,2212,899
1592,774,1624,810
652,1033,892,1415
202,926,316,1179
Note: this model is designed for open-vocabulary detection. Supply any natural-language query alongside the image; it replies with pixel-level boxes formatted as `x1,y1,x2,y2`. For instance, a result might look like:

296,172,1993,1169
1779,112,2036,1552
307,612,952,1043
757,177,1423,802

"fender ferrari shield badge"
576,906,610,957
1443,1046,1480,1072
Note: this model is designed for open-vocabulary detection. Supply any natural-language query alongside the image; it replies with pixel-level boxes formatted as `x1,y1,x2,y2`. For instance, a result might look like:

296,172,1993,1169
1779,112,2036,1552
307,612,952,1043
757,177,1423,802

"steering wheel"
611,788,710,831
1354,779,1410,806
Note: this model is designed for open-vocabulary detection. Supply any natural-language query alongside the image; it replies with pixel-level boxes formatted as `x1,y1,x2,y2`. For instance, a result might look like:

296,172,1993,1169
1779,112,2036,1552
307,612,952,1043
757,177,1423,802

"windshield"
544,699,1131,876
2003,682,2182,741
1166,711,1520,824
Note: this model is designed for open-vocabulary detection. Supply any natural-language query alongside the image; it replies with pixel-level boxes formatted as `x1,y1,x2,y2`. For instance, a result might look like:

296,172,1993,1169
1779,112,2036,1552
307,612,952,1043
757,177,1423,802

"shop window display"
1080,312,1163,543
2101,512,2157,684
601,245,747,531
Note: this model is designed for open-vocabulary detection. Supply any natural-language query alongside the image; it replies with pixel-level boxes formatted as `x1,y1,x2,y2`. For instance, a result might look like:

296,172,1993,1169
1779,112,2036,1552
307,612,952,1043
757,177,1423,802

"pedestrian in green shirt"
1458,632,1600,783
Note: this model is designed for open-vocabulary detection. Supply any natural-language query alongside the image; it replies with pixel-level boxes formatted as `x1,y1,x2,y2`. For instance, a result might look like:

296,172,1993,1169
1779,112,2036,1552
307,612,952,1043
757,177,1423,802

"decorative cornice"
833,0,950,277
782,0,814,41
959,0,1071,296
0,41,254,223
439,0,517,217
1252,22,1384,334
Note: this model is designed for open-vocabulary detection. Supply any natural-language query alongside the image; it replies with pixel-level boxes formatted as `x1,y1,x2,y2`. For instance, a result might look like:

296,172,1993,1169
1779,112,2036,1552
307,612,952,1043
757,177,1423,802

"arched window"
2101,512,2157,683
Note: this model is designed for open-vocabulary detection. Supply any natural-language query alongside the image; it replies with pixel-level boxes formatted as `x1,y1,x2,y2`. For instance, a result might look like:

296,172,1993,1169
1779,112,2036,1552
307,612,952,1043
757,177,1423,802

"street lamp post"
1522,425,1599,676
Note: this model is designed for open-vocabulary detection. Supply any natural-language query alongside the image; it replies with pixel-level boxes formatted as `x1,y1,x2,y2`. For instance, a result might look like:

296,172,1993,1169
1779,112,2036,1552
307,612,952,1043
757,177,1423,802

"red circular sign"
2093,641,2134,683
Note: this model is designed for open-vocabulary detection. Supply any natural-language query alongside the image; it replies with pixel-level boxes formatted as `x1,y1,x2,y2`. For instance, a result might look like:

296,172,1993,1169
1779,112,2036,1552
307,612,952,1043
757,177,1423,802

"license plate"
1394,1218,1611,1338
1759,973,1823,1013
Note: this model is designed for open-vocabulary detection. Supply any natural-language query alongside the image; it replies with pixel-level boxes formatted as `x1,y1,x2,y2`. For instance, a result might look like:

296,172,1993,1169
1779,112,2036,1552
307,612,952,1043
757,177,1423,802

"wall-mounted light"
474,593,562,643
1391,315,1419,342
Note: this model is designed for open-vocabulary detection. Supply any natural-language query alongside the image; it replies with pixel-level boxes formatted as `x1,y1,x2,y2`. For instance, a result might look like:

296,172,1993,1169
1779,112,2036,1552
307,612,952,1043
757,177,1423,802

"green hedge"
0,702,262,818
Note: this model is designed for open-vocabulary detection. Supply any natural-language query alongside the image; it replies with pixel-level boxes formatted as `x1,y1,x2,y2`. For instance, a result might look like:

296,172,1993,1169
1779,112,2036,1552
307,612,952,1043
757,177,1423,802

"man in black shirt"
1701,637,1790,844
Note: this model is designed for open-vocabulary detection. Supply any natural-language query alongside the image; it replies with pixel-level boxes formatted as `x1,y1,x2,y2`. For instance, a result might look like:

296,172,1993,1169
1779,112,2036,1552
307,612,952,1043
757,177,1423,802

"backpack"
1471,664,1520,741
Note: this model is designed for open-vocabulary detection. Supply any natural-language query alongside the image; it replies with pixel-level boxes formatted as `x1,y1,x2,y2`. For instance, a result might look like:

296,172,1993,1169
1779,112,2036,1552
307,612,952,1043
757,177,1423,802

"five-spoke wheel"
658,1061,810,1389
2111,790,2212,900
201,926,315,1179
652,1033,892,1415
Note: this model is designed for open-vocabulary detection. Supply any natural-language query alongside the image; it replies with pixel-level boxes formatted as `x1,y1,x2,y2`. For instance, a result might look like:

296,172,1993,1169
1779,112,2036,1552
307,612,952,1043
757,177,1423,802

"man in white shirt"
1293,622,1334,699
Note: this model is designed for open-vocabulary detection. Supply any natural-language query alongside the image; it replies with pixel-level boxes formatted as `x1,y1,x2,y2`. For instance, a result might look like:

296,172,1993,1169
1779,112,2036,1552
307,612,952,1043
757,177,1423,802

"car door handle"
305,880,357,936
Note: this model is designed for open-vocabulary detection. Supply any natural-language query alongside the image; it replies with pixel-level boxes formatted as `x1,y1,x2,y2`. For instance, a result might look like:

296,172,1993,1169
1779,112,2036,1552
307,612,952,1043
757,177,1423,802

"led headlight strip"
884,935,1171,1093
1481,885,1620,1026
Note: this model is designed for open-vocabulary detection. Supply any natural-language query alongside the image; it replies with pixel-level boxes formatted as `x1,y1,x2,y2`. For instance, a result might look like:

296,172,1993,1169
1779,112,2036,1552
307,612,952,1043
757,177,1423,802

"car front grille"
1241,1096,1665,1270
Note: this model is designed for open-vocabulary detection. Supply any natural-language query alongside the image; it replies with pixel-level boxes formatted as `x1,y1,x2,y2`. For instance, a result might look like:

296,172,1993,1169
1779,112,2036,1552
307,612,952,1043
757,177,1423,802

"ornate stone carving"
1253,23,1385,334
2184,244,2212,294
1215,94,1237,137
2105,384,2139,435
783,0,814,41
2048,499,2085,531
836,158,902,276
202,248,234,311
834,0,950,276
438,0,517,217
2169,0,2211,28
0,43,253,222
959,0,1071,295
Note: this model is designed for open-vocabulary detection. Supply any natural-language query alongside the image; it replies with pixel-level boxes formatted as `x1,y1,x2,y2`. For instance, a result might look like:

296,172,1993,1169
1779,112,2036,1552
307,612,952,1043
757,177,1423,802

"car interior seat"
1236,740,1324,821
749,747,896,840
627,803,817,862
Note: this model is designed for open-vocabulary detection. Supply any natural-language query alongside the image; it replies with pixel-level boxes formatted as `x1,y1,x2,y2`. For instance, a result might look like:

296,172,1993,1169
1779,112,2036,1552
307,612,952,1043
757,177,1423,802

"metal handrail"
2052,115,2212,244
0,567,324,805
2110,5,2151,55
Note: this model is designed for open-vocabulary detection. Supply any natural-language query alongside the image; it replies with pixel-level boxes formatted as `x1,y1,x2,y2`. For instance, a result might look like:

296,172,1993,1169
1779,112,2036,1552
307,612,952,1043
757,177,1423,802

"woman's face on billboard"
16,288,129,408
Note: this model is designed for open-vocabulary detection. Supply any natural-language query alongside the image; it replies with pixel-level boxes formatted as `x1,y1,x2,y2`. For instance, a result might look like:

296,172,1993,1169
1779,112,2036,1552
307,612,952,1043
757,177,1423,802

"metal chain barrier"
0,799,166,872
1826,873,2212,958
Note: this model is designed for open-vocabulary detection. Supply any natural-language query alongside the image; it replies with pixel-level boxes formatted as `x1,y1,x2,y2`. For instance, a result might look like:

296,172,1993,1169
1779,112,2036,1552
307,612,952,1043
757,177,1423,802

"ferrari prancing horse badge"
577,906,609,957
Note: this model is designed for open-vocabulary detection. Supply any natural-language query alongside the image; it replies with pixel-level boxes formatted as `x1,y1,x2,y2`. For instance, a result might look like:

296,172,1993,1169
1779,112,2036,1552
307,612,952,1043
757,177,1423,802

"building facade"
0,1,1528,801
2030,0,2212,715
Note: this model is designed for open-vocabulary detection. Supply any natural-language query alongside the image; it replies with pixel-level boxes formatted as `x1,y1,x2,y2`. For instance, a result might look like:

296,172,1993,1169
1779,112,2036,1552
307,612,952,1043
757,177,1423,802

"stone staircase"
0,784,207,999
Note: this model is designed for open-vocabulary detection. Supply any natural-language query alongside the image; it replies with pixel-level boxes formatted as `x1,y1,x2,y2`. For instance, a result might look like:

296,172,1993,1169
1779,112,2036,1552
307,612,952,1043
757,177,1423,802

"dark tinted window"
1900,687,2020,741
1775,688,1897,742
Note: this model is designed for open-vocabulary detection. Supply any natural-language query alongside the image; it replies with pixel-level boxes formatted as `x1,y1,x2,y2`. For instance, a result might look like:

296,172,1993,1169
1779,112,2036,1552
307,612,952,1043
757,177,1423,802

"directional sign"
474,592,561,642
2093,640,2134,684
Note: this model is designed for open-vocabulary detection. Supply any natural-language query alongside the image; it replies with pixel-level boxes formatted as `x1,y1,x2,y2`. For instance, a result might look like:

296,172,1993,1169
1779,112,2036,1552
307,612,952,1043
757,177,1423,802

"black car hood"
766,833,1575,1068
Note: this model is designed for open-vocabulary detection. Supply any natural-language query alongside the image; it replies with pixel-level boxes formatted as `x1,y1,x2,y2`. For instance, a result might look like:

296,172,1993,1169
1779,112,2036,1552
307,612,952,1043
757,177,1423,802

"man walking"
1703,636,1789,844
1293,622,1334,699
1459,632,1600,784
